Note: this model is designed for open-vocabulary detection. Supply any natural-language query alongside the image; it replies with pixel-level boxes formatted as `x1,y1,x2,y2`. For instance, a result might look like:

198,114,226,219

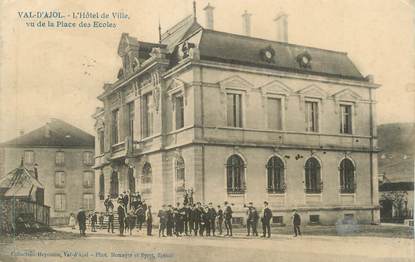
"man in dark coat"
224,201,233,236
122,191,129,211
158,205,167,237
104,195,114,212
216,205,224,235
246,203,252,236
126,211,136,236
251,206,259,236
146,205,153,236
193,202,202,236
77,208,87,236
188,204,195,235
166,205,174,236
118,203,126,236
135,201,146,231
107,208,114,233
200,206,209,236
207,203,217,236
173,202,184,236
292,209,302,237
261,201,272,238
130,193,140,211
91,212,97,232
183,203,190,236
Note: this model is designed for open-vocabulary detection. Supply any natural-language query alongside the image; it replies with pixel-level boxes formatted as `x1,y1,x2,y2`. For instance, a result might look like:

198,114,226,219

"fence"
0,198,50,233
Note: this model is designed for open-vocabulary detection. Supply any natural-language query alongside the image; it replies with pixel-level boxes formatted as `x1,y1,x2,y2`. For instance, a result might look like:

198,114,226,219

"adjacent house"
378,123,414,223
0,118,95,225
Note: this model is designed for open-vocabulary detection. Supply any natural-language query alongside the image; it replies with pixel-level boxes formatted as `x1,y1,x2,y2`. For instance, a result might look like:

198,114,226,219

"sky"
0,0,414,142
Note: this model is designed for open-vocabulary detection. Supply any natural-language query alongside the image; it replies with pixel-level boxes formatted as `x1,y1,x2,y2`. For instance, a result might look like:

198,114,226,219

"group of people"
105,191,153,236
156,201,275,238
74,189,303,238
69,211,104,232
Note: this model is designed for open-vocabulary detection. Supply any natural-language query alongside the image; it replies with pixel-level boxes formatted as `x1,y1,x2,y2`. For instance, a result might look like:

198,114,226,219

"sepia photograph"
0,0,414,261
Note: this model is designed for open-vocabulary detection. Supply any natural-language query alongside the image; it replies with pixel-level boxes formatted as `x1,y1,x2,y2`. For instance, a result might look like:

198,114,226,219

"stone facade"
94,17,380,225
0,119,95,225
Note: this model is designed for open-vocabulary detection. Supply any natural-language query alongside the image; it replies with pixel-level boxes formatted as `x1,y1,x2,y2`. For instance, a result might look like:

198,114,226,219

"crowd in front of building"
73,189,303,239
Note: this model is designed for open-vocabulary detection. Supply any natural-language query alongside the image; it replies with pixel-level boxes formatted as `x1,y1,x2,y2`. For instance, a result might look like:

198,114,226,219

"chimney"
365,74,375,83
242,10,252,36
203,3,215,30
274,12,288,42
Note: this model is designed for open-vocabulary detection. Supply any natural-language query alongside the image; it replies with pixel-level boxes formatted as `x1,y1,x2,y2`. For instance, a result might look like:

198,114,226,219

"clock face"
265,51,273,59
302,56,309,64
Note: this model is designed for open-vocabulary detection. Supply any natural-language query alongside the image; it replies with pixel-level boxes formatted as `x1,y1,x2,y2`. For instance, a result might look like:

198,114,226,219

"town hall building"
93,4,380,225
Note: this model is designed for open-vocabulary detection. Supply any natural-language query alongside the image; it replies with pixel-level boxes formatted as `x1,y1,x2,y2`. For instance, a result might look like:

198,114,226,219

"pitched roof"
379,182,414,192
161,15,202,51
0,166,44,197
198,29,366,81
1,119,94,148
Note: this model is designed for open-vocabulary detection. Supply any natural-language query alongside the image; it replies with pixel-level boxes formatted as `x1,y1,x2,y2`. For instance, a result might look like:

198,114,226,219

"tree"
381,191,408,218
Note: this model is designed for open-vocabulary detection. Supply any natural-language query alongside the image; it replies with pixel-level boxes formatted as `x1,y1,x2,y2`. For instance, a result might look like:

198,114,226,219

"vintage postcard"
0,0,414,261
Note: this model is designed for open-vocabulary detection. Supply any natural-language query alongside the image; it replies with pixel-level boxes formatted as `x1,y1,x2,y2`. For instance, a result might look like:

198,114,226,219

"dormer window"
180,41,195,59
297,52,312,69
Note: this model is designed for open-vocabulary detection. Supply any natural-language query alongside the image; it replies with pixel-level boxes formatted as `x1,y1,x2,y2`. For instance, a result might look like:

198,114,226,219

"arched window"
226,155,245,193
99,173,105,200
128,167,136,194
175,157,185,193
110,171,119,198
305,157,321,193
141,163,152,194
340,158,355,193
267,156,285,193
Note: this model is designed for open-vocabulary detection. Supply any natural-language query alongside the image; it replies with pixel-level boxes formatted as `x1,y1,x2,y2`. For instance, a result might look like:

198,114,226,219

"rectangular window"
83,152,93,165
340,104,352,134
83,171,93,188
55,152,64,166
343,213,355,223
98,129,105,154
309,215,320,224
305,101,319,132
141,93,153,138
231,217,243,225
227,93,242,127
24,151,34,165
54,194,66,211
267,97,282,130
55,171,65,188
127,101,135,138
82,194,94,210
111,109,119,145
175,95,184,130
272,216,284,224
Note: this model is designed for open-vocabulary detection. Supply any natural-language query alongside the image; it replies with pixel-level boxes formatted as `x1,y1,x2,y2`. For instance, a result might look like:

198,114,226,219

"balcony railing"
227,186,246,194
340,184,356,194
267,188,286,194
305,188,322,194
111,141,125,152
267,183,286,194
